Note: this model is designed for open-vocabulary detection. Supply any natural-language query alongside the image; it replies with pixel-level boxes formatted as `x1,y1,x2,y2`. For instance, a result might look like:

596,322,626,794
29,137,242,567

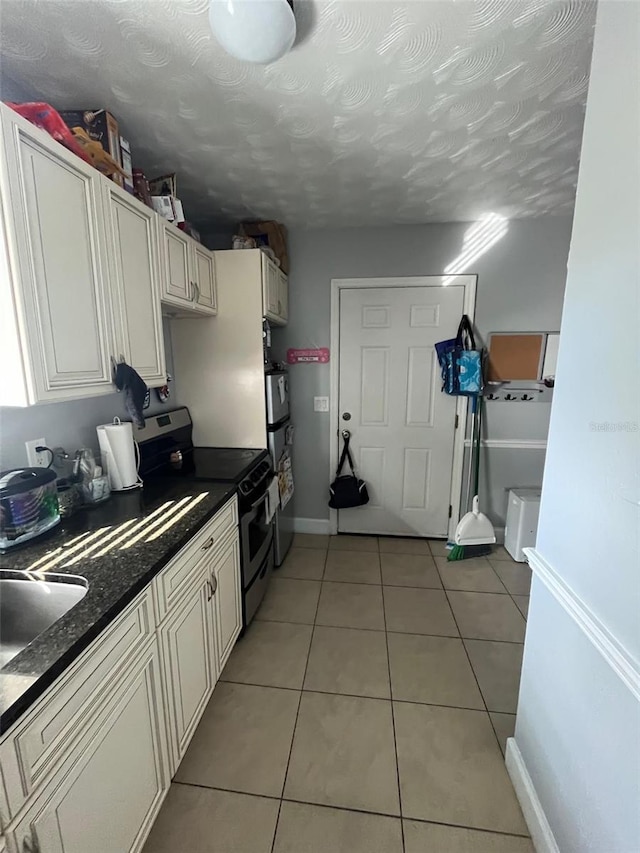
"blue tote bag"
435,315,483,396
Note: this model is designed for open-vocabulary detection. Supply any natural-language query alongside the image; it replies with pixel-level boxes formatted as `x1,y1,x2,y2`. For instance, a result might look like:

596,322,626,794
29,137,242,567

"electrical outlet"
25,438,48,467
313,396,329,412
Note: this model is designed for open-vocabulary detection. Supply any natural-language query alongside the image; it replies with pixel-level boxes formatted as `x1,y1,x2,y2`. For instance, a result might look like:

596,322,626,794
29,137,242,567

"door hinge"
448,504,452,518
454,414,459,429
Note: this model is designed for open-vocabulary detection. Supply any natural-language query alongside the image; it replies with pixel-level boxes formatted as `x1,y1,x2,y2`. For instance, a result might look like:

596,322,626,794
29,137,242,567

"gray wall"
0,321,177,470
272,218,572,526
515,4,640,849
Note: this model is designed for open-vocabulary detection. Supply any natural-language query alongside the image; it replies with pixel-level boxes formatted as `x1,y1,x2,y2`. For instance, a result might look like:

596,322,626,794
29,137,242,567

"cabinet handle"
23,829,40,853
201,536,214,551
205,579,213,601
210,573,218,596
193,281,200,304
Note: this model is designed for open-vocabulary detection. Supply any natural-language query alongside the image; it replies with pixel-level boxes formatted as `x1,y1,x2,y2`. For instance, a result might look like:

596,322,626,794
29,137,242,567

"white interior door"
338,285,465,537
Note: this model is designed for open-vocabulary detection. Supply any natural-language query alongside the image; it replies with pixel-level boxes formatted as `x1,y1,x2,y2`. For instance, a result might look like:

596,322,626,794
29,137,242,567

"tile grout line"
256,613,527,644
268,546,328,853
381,580,406,853
440,582,515,765
218,678,502,714
173,779,532,839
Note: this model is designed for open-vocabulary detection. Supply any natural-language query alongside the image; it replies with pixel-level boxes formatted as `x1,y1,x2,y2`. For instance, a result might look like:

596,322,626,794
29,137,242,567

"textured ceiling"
0,0,596,228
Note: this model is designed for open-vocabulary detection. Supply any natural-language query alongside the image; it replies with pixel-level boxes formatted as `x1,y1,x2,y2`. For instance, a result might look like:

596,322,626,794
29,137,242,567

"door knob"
342,412,351,421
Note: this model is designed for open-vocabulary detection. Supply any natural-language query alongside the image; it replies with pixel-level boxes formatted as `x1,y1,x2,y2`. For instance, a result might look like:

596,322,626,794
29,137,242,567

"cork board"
488,334,544,381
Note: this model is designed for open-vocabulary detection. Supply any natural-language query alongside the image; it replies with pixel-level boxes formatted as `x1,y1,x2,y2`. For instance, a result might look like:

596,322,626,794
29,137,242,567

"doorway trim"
329,274,478,539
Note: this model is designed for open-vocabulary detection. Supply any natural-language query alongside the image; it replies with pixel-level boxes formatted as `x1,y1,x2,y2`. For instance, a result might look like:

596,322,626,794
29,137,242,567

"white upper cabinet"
158,220,217,317
260,253,287,326
103,182,166,387
193,243,217,313
262,250,289,326
277,268,289,324
0,103,115,405
261,252,279,321
160,221,191,305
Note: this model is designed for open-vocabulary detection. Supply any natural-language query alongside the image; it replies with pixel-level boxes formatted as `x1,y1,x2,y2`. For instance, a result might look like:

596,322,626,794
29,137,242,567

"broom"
448,394,496,561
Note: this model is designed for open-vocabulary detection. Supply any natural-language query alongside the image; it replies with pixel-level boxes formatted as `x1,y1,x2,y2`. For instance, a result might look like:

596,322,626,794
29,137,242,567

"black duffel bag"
329,432,369,509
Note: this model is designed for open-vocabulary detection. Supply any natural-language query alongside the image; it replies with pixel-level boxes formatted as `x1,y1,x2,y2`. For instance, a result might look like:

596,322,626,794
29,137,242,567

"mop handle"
473,394,483,499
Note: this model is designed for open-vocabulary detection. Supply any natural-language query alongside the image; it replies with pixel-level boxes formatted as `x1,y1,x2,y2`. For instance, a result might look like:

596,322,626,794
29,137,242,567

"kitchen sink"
0,570,88,669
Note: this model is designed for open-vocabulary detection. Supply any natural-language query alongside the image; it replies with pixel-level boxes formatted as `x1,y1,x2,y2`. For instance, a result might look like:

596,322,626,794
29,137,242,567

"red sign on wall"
287,347,330,364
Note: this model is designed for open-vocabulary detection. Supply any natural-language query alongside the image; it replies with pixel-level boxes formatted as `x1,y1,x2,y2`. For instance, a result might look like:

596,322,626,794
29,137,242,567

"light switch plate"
314,396,329,412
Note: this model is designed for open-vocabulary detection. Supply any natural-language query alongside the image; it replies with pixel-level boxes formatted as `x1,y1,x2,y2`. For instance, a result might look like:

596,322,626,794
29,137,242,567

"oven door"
240,487,274,589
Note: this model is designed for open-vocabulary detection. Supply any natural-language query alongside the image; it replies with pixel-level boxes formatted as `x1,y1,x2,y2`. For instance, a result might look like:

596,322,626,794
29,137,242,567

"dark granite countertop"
0,478,237,734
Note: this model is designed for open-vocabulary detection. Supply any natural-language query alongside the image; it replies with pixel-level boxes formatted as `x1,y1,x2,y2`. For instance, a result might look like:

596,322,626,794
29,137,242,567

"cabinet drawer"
0,590,154,819
154,496,238,620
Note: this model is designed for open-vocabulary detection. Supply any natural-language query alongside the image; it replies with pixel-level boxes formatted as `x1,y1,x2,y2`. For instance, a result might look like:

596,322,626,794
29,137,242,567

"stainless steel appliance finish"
137,408,274,627
265,370,290,426
268,423,294,566
0,570,88,668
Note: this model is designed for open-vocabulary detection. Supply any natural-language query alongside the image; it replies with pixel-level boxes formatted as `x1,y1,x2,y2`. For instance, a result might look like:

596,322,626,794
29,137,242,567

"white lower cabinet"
211,533,242,672
158,570,216,772
158,527,242,773
8,640,169,853
1,497,242,853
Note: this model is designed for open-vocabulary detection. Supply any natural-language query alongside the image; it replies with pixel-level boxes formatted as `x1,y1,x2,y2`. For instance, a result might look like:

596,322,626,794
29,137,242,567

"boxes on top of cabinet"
59,108,123,186
58,109,121,164
239,221,289,274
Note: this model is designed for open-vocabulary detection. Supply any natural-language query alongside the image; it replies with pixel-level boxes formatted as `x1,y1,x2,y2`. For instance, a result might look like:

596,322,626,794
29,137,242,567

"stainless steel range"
137,408,274,626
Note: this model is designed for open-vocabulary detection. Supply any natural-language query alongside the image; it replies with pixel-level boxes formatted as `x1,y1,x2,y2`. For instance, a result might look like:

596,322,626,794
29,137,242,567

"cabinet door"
160,221,192,306
159,572,216,771
211,533,242,672
192,244,217,315
10,643,169,853
1,107,114,402
261,254,279,319
104,184,166,385
277,269,288,324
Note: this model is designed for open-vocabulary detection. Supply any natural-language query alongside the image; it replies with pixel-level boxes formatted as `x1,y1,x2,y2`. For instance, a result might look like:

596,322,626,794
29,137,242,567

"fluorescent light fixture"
209,0,296,64
443,213,508,285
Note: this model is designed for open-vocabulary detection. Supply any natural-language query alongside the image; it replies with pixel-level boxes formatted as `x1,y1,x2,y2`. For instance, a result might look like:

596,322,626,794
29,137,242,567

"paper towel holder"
96,417,143,492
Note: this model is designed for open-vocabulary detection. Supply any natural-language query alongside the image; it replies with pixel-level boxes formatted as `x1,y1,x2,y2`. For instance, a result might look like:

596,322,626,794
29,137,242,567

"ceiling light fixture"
442,213,508,285
209,0,296,65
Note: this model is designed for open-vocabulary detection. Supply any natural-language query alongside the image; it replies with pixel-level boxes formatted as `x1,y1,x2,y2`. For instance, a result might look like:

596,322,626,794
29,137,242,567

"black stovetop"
186,447,269,483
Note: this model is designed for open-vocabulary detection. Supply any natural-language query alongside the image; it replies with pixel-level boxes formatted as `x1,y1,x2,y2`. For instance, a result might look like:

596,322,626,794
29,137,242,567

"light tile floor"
144,535,533,853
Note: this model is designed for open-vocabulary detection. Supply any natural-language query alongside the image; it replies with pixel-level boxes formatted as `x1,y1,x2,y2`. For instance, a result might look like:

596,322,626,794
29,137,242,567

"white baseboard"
292,517,332,535
294,517,505,542
463,438,548,449
506,738,559,853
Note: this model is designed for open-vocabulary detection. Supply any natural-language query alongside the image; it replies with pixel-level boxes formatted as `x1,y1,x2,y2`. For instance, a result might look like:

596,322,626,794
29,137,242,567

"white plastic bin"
505,488,542,562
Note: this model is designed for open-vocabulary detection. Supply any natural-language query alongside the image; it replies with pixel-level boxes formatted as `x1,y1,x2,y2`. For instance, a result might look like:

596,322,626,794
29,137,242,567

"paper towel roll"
96,420,139,490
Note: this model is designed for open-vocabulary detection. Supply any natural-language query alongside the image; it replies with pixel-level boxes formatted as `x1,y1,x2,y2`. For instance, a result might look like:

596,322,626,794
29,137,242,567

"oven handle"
250,491,269,511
